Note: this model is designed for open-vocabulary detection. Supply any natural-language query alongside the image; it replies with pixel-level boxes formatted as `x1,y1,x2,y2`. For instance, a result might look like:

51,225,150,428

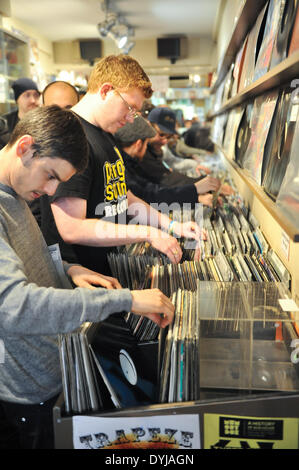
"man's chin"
28,191,42,201
116,120,127,129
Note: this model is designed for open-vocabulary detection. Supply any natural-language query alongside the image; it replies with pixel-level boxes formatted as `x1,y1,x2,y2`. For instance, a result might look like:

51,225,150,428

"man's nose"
44,179,59,196
30,95,38,104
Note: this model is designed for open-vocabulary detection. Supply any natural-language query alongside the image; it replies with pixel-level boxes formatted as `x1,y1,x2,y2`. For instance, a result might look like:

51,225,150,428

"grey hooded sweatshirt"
0,183,132,404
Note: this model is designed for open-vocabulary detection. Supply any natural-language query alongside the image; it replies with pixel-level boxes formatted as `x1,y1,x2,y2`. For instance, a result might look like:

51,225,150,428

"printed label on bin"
72,414,200,450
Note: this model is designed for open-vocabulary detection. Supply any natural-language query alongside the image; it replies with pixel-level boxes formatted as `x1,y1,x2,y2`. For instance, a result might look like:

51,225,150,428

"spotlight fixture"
122,41,135,55
116,34,128,49
97,0,135,54
97,12,116,37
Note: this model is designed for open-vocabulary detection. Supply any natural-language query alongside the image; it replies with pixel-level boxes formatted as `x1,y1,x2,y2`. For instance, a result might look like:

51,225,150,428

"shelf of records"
58,194,299,416
210,0,299,102
210,51,299,118
211,82,299,241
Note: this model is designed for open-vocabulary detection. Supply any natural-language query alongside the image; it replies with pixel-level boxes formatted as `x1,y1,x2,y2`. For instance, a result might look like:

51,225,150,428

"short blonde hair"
88,54,153,98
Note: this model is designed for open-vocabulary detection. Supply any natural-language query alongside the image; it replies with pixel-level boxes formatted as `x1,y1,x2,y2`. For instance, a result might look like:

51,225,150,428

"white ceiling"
9,0,221,42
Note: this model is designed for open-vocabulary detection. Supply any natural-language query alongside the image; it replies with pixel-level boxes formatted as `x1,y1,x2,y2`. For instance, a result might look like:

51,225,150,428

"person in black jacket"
0,78,40,148
114,115,220,208
138,107,207,187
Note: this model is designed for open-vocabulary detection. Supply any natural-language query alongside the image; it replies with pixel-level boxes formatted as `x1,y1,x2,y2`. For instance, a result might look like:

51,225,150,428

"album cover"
231,36,248,96
254,0,285,79
242,90,279,184
288,1,299,55
239,3,269,90
234,102,254,167
262,87,298,200
276,113,299,228
270,0,298,67
223,107,243,159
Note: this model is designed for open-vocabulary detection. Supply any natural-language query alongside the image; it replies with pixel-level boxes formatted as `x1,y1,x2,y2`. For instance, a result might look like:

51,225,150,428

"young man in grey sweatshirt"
0,105,174,449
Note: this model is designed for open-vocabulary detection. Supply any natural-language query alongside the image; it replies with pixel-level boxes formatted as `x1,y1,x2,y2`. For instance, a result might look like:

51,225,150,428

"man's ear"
99,83,114,100
16,135,35,159
135,139,143,151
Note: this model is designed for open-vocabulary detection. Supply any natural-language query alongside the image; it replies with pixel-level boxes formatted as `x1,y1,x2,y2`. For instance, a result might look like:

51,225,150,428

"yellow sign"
204,413,299,449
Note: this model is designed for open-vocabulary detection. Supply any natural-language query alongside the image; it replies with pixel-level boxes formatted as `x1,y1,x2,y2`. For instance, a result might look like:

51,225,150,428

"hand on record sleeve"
67,265,122,289
220,183,235,196
194,175,220,195
131,289,174,328
195,163,211,175
148,227,183,263
198,193,213,207
170,220,206,242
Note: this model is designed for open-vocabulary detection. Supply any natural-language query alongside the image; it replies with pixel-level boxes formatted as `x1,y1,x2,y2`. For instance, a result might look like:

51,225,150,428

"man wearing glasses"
39,55,202,276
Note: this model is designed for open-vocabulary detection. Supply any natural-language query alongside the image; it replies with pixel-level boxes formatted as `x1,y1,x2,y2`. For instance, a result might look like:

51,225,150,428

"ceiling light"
97,0,135,53
117,34,128,49
122,41,135,55
97,16,116,37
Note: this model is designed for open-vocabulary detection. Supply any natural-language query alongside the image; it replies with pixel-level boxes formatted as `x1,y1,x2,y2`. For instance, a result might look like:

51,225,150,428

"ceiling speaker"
79,39,102,65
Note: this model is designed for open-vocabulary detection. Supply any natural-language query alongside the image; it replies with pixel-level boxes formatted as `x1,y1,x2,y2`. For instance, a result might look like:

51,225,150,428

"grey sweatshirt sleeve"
0,232,132,336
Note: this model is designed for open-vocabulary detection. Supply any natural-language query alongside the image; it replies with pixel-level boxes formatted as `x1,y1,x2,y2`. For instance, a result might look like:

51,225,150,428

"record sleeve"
288,1,299,54
276,112,299,229
262,87,298,200
239,3,269,91
223,107,243,159
270,0,298,67
242,90,279,184
231,36,248,96
234,102,254,167
254,0,286,80
222,63,235,103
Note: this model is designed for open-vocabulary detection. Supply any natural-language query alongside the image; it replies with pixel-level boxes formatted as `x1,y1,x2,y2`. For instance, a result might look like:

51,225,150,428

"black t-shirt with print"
40,115,129,275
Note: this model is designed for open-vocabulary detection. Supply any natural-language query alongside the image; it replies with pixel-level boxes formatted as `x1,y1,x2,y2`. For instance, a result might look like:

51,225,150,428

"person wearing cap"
0,105,175,449
37,55,203,278
146,107,210,178
183,118,215,152
137,107,207,187
0,78,40,148
162,133,212,177
114,115,218,208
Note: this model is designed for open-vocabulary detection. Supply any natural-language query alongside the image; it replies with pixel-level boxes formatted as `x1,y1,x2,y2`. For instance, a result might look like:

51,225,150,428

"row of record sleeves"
107,202,291,343
211,83,299,228
211,0,299,109
58,281,299,414
58,204,296,415
211,0,299,229
158,282,299,403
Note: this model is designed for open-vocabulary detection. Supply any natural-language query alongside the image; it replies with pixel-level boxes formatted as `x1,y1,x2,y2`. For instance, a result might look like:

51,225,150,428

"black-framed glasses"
114,89,139,119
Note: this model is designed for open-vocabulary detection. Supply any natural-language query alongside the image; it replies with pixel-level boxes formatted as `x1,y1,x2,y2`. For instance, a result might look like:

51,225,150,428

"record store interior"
0,0,299,450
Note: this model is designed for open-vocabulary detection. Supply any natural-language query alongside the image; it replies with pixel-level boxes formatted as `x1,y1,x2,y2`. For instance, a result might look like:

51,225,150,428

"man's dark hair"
8,105,88,173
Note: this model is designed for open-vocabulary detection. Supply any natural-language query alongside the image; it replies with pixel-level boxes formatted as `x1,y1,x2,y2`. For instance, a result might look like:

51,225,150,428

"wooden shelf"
211,0,268,93
210,51,299,118
216,145,299,242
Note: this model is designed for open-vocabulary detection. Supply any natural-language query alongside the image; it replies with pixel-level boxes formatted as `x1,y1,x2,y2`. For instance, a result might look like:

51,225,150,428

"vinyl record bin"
53,282,299,449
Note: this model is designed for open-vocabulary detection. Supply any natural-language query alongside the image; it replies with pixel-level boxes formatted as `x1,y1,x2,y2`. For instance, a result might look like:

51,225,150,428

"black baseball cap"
147,107,177,134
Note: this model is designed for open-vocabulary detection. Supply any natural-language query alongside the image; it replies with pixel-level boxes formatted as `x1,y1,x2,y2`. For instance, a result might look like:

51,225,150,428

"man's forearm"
127,190,171,232
55,215,162,247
